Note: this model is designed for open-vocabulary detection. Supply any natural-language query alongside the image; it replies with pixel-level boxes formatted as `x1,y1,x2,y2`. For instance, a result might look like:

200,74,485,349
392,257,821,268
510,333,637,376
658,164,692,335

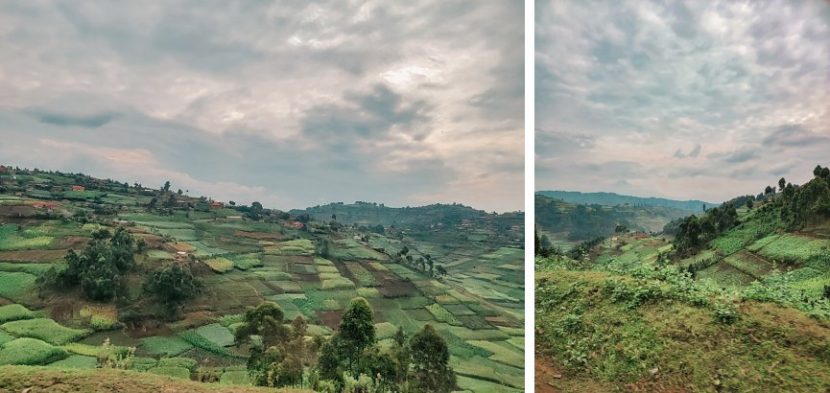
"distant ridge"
536,190,717,213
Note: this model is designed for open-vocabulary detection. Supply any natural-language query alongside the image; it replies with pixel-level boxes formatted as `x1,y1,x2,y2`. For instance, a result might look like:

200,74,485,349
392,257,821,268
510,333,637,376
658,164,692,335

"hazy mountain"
537,190,716,213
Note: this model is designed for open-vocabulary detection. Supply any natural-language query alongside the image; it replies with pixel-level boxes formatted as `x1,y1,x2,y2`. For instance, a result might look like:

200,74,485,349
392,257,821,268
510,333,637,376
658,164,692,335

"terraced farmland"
0,168,523,392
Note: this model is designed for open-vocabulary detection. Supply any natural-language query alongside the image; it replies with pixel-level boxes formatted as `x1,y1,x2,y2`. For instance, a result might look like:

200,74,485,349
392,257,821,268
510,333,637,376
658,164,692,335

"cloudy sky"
0,1,523,212
537,0,829,203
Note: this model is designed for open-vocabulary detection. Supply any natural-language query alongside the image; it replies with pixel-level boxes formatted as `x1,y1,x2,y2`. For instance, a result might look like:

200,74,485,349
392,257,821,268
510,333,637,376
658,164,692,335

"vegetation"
536,166,830,392
143,262,202,315
40,227,137,301
0,165,522,392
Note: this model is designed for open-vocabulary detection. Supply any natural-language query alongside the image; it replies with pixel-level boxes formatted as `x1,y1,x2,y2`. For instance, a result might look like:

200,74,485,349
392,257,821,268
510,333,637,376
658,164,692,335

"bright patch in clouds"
0,1,523,212
536,0,829,202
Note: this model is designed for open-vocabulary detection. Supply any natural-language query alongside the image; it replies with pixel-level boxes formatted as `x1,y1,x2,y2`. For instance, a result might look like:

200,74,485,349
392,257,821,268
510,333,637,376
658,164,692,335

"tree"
409,324,455,393
779,177,786,192
392,327,410,385
162,181,171,193
436,265,448,277
235,302,290,349
814,165,823,177
46,227,137,301
823,167,830,179
338,297,375,375
143,263,201,315
746,199,754,210
235,302,300,387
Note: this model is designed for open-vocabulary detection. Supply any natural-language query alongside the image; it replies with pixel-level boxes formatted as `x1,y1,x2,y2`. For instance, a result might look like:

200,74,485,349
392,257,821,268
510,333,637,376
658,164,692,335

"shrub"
713,303,739,325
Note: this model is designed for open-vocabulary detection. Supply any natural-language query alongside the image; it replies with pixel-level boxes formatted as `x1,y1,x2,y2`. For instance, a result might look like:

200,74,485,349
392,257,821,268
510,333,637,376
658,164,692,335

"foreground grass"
0,366,311,393
536,269,830,392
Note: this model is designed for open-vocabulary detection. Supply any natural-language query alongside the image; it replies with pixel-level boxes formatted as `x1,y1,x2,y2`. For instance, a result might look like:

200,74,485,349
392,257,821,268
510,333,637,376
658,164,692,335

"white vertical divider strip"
524,0,535,390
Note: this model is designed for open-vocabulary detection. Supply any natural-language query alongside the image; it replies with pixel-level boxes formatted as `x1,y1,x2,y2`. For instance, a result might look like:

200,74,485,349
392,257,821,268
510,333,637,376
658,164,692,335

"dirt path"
535,356,564,393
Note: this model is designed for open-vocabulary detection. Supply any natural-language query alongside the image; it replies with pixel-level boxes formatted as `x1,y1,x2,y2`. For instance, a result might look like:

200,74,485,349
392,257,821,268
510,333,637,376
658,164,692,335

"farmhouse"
210,201,224,209
71,185,85,192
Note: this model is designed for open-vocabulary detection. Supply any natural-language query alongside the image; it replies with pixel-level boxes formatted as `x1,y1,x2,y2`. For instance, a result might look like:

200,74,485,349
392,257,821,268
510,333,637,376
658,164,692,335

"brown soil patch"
51,236,89,249
0,205,38,217
378,279,417,298
317,310,345,330
165,242,196,253
134,233,164,248
0,249,67,262
536,355,616,393
485,316,521,328
295,273,319,282
234,230,283,241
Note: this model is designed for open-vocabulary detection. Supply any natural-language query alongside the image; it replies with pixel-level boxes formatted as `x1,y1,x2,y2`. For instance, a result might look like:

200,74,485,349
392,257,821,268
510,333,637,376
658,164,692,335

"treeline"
673,165,830,256
770,165,830,227
673,204,739,257
38,227,202,316
235,299,456,393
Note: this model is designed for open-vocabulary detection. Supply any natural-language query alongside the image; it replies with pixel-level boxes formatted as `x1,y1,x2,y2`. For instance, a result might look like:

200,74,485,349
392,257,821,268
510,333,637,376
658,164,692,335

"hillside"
537,190,713,213
291,202,522,232
535,193,690,246
536,167,830,392
0,166,524,392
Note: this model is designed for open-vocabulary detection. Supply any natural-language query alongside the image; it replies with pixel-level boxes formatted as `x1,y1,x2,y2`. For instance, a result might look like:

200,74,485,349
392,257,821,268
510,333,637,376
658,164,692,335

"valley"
0,166,524,392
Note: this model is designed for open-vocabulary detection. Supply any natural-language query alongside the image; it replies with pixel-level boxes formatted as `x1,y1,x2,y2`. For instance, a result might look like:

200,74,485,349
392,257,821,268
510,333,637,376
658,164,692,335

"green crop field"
0,338,68,365
0,304,34,323
1,318,91,346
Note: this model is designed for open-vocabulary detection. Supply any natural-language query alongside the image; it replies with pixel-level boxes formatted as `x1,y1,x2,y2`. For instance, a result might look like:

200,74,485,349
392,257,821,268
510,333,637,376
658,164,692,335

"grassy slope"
536,269,830,393
0,366,309,393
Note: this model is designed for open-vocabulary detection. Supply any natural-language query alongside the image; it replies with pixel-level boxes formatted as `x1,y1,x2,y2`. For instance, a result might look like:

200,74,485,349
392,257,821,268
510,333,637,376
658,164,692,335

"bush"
713,302,739,325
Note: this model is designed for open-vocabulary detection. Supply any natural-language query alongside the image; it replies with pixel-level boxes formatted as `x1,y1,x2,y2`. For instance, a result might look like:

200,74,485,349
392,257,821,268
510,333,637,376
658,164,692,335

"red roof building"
71,185,85,191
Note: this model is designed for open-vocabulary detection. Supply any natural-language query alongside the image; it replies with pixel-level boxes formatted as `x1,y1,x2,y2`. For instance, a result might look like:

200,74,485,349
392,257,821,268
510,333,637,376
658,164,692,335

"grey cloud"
302,84,431,142
537,0,830,201
708,148,757,164
762,124,830,147
674,144,702,159
0,1,523,212
28,109,119,128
